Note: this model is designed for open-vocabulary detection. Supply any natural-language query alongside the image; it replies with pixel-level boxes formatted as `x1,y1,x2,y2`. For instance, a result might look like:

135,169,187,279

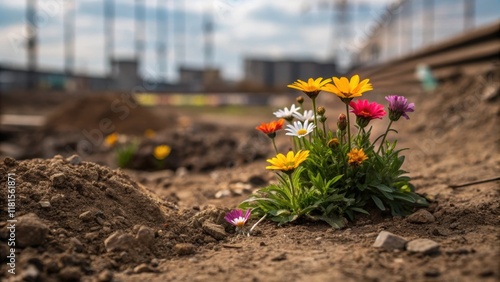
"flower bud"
327,138,340,149
317,106,325,116
296,96,304,105
337,113,347,131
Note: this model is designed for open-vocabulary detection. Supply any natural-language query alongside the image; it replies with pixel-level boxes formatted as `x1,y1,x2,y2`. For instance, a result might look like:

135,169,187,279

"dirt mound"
0,156,234,281
42,94,168,135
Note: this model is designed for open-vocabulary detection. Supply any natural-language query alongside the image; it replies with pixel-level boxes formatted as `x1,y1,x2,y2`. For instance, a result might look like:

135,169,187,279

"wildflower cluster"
104,130,171,169
239,75,427,227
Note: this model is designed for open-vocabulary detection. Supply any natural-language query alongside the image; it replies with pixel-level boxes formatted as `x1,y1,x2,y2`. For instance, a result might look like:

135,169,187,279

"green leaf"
371,195,385,211
373,184,393,193
350,207,370,215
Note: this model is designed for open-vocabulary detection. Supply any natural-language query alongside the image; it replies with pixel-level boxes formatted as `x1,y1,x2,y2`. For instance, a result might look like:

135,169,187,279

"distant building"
110,58,141,91
178,66,223,92
244,58,337,89
354,0,500,67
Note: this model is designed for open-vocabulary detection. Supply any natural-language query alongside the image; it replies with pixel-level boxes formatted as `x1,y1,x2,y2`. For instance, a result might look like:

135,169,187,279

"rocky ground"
0,70,499,282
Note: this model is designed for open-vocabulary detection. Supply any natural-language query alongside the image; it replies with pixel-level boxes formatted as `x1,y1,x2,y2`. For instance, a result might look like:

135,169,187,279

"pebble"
136,226,155,248
39,201,51,208
133,263,157,274
406,238,440,254
50,173,66,187
407,209,436,224
174,243,196,255
373,231,408,250
214,189,231,199
66,154,82,165
58,266,83,282
22,264,40,280
69,237,84,253
104,232,135,252
202,222,228,240
79,211,95,222
16,213,50,247
97,270,113,282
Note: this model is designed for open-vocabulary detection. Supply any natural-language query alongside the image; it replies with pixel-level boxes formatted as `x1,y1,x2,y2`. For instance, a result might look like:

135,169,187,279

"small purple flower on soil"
225,209,251,228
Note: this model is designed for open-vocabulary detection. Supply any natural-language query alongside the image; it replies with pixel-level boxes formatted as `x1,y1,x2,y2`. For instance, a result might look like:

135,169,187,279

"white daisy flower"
273,104,301,120
285,120,315,138
293,110,316,122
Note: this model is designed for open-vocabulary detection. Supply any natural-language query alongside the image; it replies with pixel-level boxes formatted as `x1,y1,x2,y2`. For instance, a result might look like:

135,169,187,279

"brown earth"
0,70,499,282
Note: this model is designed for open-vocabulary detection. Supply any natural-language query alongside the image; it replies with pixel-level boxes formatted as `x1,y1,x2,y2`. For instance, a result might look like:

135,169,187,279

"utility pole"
104,0,114,76
423,0,434,45
135,0,145,64
26,0,37,89
64,0,75,76
157,0,167,81
203,7,214,70
464,0,475,30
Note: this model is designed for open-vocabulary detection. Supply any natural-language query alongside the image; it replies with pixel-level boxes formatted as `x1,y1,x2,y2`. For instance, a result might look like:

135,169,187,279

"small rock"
271,253,287,261
66,154,82,165
22,264,40,280
84,232,99,241
174,243,196,255
50,173,66,187
431,227,449,236
215,189,231,199
69,237,84,253
136,226,155,248
424,268,441,277
16,213,50,247
407,209,435,224
202,222,228,240
406,238,440,254
134,263,156,274
39,201,51,208
97,270,113,282
104,232,135,252
151,258,159,267
373,231,408,250
58,266,82,282
79,211,94,222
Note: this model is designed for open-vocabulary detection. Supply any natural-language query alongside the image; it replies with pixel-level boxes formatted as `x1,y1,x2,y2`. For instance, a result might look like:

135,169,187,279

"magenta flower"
349,99,386,128
225,209,251,228
385,95,415,121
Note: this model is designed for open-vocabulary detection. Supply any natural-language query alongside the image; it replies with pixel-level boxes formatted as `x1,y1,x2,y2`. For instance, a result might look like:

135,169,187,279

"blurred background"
0,0,498,94
0,0,499,166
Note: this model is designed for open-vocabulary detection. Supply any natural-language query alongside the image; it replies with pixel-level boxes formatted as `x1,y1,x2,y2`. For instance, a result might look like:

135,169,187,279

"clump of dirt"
42,93,168,135
0,156,234,281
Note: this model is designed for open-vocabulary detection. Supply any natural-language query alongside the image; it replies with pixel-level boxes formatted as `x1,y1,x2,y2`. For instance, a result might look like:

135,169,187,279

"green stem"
345,103,351,151
322,121,327,140
377,120,394,155
312,98,318,137
301,137,308,149
271,138,279,154
288,173,297,211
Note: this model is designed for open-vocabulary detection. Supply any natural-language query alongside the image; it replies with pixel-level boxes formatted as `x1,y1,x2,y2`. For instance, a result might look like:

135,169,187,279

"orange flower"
347,148,368,166
256,119,285,138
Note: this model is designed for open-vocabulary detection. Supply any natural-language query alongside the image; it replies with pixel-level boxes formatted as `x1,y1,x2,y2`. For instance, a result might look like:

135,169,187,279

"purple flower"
224,209,251,228
385,95,415,121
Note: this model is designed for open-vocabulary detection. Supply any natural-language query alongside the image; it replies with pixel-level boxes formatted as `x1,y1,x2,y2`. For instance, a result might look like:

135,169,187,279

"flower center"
359,110,371,117
297,129,308,135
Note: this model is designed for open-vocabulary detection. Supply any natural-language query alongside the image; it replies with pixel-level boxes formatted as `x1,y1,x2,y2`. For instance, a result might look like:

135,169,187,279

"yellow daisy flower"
266,150,310,173
321,75,373,99
287,77,332,99
104,133,118,147
153,145,171,160
347,148,368,166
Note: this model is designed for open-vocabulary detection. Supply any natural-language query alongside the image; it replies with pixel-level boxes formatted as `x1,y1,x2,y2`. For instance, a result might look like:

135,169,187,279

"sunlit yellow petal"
338,77,350,92
349,75,360,91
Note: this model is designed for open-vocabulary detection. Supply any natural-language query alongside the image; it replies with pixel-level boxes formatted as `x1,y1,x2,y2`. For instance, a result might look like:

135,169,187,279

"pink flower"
349,99,386,128
224,209,251,228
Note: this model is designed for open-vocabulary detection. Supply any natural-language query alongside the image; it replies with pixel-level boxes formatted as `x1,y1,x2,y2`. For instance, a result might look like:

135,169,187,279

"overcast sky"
0,0,399,81
1,0,498,82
